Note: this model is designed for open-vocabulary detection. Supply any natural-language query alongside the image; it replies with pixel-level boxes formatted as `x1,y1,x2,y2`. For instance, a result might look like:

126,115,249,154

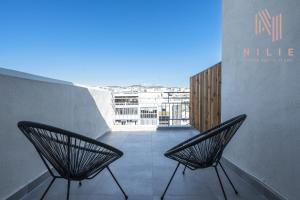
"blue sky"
0,0,221,87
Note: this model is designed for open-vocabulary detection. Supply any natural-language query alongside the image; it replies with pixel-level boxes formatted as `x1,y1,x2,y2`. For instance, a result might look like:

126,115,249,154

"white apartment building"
109,86,189,126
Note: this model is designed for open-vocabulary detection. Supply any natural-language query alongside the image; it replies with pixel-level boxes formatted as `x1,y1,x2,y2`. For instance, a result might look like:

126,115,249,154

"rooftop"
21,129,269,200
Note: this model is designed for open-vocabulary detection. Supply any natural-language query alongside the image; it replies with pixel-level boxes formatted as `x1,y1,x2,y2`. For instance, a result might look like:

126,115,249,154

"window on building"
114,96,138,105
115,107,138,115
140,107,157,119
159,116,170,125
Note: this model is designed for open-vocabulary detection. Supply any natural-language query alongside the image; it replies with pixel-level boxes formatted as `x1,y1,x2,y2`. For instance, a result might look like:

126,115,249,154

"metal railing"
161,92,189,126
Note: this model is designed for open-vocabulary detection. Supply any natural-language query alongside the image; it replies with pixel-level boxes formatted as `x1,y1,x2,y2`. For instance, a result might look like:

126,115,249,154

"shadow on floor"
21,129,269,200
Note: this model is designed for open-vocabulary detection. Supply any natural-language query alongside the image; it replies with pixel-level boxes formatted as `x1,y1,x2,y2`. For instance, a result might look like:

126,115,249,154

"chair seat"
18,121,128,200
161,114,247,200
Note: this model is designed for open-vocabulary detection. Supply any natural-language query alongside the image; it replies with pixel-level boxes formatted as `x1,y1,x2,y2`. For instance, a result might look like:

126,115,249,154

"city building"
104,85,190,126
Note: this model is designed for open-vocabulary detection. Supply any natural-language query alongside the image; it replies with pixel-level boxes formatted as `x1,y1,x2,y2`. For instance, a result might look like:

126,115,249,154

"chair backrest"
18,121,122,180
165,114,247,169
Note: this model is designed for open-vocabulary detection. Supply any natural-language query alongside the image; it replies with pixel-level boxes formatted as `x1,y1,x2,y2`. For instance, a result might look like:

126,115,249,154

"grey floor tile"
21,130,270,200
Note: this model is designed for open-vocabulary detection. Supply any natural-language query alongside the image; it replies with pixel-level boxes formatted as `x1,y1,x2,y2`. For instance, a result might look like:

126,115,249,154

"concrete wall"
222,0,300,200
0,69,114,199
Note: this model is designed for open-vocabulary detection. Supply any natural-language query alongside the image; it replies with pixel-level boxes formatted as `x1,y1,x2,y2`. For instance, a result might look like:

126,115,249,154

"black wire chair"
160,114,247,200
18,121,128,200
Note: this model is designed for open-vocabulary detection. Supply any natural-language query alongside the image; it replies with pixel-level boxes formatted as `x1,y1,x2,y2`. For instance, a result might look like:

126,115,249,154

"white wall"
222,0,300,199
0,69,114,199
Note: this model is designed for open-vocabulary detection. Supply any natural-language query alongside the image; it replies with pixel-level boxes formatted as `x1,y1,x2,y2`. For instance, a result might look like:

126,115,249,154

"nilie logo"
255,9,282,42
242,8,295,63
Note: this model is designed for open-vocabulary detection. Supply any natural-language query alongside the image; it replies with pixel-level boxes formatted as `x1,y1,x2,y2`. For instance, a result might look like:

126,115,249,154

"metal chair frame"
160,114,247,200
18,121,128,200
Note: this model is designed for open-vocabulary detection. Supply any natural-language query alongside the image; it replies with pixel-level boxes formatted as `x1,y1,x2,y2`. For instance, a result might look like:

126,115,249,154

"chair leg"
182,165,187,175
214,166,227,200
219,162,238,194
161,162,180,200
107,167,128,199
183,153,192,175
40,177,56,200
66,179,70,200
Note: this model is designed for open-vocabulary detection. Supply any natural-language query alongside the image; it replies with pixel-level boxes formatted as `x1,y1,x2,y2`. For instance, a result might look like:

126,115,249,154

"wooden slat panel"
203,70,207,130
199,73,202,131
189,63,221,132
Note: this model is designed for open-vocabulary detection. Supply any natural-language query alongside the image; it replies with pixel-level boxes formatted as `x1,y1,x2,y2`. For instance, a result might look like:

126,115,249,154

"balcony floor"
21,129,269,200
